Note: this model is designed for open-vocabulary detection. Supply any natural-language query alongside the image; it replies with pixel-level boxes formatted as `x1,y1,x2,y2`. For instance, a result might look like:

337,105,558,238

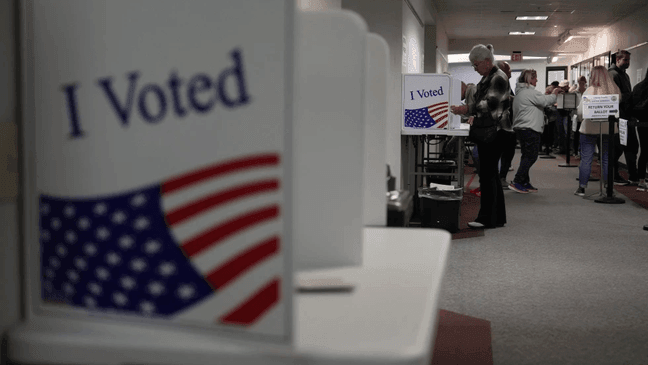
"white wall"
297,0,341,11
579,4,648,62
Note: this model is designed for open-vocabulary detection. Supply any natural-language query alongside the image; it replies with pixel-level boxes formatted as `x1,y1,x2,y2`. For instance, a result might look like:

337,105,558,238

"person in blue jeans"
574,66,621,196
510,69,563,193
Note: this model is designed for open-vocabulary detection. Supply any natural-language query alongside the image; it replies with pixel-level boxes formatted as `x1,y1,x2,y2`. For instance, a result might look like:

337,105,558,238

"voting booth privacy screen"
24,0,293,344
402,74,462,133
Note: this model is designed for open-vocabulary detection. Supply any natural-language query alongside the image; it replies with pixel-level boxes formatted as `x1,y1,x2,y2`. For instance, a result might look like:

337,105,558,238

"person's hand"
450,105,468,115
552,87,564,95
467,116,475,126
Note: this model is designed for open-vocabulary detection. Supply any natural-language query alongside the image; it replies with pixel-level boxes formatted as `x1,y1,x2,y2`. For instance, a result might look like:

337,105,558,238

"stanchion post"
595,115,625,204
559,116,578,167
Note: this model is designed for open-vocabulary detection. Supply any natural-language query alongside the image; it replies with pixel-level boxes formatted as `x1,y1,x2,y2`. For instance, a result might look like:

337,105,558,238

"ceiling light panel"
509,32,536,35
516,16,549,20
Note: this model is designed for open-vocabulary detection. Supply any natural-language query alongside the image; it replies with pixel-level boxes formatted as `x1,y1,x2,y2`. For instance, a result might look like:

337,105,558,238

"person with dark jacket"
631,69,648,191
450,44,509,229
608,50,637,185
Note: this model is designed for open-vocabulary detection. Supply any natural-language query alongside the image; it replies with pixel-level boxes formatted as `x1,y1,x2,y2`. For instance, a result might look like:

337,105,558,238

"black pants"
637,124,648,180
499,130,517,180
513,129,541,185
614,125,639,180
475,130,507,227
573,122,582,155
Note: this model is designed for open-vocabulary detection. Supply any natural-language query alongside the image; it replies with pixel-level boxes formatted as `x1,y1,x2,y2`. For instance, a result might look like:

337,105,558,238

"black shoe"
614,177,629,186
574,187,585,196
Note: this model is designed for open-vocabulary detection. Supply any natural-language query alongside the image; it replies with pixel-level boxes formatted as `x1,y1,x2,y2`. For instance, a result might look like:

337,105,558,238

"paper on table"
428,182,457,190
296,277,355,293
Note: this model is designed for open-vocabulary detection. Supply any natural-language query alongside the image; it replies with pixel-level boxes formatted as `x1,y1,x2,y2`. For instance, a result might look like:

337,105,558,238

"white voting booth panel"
292,10,367,271
402,74,462,135
363,33,389,227
9,227,451,365
8,3,451,365
9,1,294,364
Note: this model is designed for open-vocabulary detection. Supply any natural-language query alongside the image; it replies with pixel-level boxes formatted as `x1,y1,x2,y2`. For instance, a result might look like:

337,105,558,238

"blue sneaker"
509,182,529,194
524,183,538,193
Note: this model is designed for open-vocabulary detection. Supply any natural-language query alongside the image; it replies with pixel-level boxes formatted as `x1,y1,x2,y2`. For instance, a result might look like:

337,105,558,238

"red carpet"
432,310,493,365
556,154,648,209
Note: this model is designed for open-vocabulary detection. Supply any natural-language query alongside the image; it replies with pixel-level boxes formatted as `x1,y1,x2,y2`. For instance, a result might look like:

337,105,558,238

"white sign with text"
29,0,293,344
581,94,620,120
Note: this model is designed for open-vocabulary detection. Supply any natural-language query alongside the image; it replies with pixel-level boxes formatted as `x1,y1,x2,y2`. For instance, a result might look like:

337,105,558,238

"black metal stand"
559,116,578,167
596,115,625,204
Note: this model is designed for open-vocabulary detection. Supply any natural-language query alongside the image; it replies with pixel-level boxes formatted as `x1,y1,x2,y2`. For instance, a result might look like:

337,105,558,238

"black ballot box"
417,186,462,233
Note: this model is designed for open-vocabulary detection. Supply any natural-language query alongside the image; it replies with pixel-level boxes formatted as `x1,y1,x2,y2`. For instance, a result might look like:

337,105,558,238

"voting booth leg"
559,118,578,167
596,116,625,204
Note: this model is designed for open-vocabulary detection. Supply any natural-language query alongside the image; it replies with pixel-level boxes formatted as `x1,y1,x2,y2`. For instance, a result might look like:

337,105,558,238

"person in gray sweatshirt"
509,69,563,193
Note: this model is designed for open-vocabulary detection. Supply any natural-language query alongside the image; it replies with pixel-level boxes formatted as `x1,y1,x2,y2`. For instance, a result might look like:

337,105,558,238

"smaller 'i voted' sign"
402,74,451,130
28,0,293,343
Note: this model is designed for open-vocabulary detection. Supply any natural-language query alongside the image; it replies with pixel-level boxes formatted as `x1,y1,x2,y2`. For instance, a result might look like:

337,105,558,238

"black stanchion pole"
559,115,578,167
596,115,625,204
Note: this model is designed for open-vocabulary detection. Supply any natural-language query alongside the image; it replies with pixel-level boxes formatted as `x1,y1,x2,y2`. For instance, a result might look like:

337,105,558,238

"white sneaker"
467,221,485,229
637,182,648,191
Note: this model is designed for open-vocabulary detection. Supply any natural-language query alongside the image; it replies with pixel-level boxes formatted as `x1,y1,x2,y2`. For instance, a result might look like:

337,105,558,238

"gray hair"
518,69,536,84
469,44,495,64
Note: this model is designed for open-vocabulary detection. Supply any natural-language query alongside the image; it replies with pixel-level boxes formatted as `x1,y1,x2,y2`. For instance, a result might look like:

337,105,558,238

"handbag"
469,116,497,144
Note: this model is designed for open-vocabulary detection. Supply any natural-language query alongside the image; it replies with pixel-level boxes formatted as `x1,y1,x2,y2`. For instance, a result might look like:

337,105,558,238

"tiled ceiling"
434,0,648,57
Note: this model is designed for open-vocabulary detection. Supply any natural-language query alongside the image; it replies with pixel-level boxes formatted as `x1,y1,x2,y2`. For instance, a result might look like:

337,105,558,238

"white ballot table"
8,227,451,365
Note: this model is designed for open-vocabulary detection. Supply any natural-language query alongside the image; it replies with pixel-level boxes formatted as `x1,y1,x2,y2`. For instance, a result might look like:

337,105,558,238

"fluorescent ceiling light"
565,35,574,42
516,16,548,20
509,31,535,35
448,54,546,63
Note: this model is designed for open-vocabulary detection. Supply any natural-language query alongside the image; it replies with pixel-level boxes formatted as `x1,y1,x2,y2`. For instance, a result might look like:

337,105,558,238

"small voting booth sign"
26,0,293,344
581,94,620,120
402,74,460,132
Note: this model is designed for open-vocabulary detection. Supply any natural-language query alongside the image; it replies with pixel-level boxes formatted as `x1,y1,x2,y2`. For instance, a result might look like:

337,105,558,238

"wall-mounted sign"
408,38,419,73
28,0,293,344
581,94,620,119
511,51,523,62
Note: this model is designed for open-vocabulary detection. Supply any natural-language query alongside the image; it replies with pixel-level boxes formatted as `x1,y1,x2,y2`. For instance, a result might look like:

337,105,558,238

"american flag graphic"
404,101,449,129
39,153,284,328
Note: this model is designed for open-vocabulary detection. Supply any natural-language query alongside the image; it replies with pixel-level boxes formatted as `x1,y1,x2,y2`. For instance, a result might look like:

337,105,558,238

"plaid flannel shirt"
467,66,511,129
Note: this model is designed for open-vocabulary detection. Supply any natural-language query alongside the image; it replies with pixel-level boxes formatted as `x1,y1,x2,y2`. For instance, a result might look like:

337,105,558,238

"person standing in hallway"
542,81,560,155
631,69,648,191
510,69,563,194
575,66,621,196
569,76,588,157
496,61,516,189
450,44,509,229
556,80,572,155
608,50,637,185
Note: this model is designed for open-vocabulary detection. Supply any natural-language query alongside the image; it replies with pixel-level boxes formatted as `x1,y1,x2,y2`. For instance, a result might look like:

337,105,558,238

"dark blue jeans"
513,129,541,185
